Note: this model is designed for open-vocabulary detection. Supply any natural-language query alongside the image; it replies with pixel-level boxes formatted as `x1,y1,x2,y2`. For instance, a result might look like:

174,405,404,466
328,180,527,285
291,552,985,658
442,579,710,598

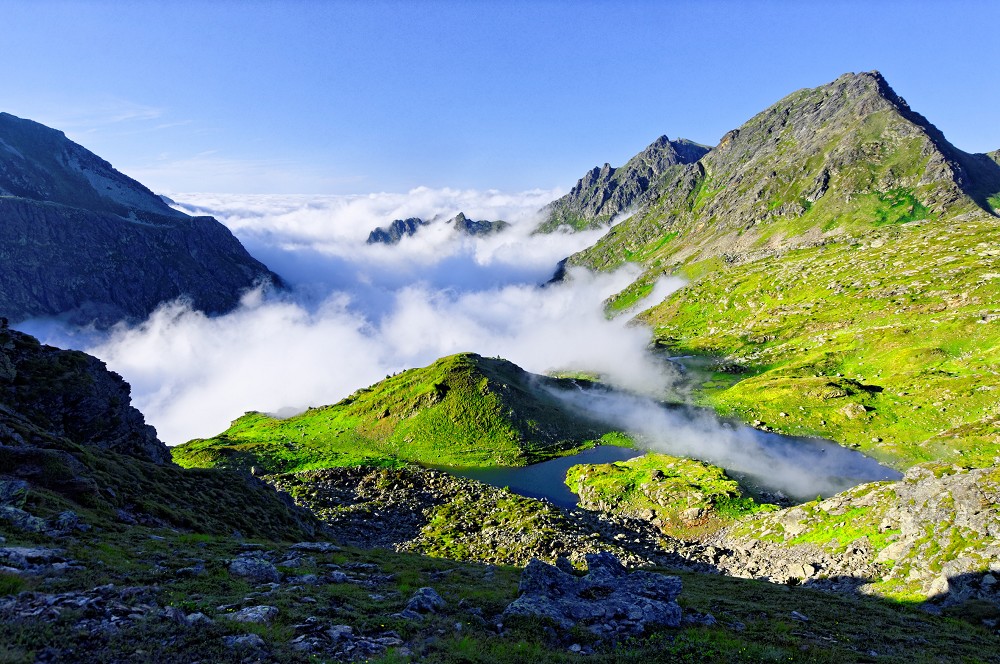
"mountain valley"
3,71,1000,661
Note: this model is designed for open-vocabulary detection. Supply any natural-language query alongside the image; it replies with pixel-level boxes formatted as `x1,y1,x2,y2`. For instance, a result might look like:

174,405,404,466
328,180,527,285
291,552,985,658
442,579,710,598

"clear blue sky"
4,0,998,194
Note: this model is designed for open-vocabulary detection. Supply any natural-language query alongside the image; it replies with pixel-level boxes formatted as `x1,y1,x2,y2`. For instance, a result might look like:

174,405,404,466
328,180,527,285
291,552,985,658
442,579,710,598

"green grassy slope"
642,216,1000,468
561,71,1000,468
173,353,615,472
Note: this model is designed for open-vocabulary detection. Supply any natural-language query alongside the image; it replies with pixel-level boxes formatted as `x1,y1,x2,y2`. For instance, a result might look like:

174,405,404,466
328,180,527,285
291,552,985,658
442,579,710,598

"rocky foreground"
263,457,1000,620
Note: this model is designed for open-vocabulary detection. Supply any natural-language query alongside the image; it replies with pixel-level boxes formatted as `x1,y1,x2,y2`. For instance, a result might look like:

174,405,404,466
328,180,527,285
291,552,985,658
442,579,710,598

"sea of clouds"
25,187,683,444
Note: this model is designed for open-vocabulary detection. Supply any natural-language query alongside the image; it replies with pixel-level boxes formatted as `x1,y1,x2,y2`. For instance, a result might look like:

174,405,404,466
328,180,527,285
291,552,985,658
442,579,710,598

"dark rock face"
0,112,280,325
445,212,509,236
366,212,508,245
366,217,429,244
502,552,682,637
0,323,168,464
537,135,709,232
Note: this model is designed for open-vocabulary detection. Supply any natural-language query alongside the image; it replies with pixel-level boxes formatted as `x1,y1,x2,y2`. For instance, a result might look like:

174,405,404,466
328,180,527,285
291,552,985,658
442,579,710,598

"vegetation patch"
566,452,776,539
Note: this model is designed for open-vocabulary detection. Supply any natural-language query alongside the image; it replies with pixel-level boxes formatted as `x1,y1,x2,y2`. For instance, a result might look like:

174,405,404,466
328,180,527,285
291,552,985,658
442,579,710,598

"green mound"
173,353,614,472
566,452,776,539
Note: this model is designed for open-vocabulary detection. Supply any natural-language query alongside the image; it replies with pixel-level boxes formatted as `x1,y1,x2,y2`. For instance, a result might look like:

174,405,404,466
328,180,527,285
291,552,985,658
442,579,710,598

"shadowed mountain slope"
0,112,280,326
0,323,319,539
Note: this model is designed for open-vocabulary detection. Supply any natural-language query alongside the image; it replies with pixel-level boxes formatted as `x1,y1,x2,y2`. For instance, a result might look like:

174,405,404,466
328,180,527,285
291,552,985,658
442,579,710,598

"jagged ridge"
366,212,508,245
536,135,709,232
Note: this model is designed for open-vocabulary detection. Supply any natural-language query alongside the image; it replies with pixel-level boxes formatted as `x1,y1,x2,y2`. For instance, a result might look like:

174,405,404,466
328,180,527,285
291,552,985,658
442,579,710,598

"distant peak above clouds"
366,211,510,245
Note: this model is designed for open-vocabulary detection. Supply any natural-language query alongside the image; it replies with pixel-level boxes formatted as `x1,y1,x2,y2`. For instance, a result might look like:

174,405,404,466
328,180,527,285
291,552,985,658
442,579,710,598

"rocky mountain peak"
569,70,1000,272
536,134,709,232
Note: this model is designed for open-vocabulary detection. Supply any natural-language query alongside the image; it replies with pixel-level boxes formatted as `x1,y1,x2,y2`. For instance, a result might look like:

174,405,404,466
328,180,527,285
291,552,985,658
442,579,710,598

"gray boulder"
228,556,280,584
503,552,682,637
405,587,446,614
223,633,266,649
230,605,279,624
0,479,29,508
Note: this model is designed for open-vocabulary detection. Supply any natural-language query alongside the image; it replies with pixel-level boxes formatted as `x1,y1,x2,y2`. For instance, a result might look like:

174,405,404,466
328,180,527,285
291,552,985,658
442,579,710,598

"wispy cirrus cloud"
27,98,166,133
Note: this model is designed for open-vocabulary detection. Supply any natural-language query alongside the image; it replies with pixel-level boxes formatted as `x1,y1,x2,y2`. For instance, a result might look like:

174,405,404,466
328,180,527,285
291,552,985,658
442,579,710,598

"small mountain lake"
437,446,645,509
434,426,901,509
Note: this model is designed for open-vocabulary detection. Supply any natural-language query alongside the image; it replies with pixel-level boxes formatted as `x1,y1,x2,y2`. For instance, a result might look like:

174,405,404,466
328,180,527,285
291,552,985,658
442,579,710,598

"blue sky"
4,0,999,195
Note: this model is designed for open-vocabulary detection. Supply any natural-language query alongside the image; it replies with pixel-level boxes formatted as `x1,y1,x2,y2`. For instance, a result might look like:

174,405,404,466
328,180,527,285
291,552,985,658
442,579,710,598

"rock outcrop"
0,322,167,464
0,323,320,541
503,551,682,637
0,112,280,325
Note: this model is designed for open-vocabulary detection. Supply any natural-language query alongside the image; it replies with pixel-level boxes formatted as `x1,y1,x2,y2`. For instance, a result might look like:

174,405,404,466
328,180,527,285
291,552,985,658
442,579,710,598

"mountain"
366,212,508,245
535,135,709,232
173,352,616,472
561,71,1000,468
0,112,280,325
4,325,997,661
570,71,1000,271
445,211,509,236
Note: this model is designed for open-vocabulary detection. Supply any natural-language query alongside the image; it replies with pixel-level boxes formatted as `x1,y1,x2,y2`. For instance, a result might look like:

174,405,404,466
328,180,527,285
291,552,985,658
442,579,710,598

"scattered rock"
230,605,279,624
223,633,266,649
185,611,214,626
290,541,341,553
0,506,46,533
0,479,29,508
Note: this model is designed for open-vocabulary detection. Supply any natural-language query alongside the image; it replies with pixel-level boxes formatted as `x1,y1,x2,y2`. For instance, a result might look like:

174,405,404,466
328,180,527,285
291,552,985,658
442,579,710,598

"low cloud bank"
26,188,684,444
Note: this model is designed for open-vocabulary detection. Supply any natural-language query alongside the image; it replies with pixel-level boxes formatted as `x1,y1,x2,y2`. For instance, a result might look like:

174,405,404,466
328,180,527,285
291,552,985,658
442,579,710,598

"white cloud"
25,187,685,444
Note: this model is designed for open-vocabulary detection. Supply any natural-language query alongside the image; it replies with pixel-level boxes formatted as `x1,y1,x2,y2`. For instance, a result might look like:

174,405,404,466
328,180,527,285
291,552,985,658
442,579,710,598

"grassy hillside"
642,215,1000,468
563,71,1000,468
173,353,615,472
